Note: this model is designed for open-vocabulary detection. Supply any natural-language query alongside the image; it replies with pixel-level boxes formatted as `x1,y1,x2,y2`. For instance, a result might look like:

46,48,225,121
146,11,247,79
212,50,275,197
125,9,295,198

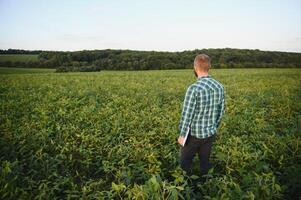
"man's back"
179,75,225,139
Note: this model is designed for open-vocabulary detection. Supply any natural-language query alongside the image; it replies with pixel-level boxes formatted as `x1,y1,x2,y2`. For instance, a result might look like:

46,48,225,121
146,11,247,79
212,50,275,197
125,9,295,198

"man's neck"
197,72,209,78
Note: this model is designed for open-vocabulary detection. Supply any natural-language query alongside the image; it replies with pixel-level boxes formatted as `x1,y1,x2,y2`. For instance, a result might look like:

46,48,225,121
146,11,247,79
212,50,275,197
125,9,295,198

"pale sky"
0,0,300,52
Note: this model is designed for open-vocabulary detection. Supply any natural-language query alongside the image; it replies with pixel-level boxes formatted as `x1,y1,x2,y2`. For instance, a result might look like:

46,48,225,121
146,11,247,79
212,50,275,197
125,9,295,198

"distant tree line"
0,49,43,54
1,48,301,72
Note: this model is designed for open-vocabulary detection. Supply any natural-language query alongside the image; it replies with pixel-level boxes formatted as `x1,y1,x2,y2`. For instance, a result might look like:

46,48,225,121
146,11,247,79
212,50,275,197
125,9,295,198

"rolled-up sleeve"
179,85,196,137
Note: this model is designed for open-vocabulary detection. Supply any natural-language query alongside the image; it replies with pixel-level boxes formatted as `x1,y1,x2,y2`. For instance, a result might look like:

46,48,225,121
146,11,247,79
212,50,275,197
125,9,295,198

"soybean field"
0,68,300,199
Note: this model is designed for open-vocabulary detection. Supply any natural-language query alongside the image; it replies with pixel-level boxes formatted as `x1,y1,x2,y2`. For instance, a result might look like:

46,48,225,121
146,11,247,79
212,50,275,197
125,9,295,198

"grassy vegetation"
0,67,55,74
0,54,38,62
0,68,300,199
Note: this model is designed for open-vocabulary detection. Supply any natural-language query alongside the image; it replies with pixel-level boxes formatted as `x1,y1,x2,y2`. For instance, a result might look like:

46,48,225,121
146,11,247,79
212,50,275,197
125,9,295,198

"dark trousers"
180,133,216,176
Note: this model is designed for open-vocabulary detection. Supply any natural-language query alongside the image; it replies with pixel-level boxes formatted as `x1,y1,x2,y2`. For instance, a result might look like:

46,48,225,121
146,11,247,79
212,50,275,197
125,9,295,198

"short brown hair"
194,54,211,71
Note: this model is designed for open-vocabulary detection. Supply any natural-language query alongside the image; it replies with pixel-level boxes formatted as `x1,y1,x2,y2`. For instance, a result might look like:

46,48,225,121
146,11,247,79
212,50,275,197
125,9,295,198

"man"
178,54,225,176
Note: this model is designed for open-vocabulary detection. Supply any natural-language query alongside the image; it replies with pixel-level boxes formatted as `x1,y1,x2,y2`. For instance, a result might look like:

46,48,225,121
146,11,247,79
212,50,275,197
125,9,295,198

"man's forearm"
179,120,190,137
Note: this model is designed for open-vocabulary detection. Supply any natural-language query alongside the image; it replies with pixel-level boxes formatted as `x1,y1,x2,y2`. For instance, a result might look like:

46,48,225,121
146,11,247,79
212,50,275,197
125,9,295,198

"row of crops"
0,68,300,199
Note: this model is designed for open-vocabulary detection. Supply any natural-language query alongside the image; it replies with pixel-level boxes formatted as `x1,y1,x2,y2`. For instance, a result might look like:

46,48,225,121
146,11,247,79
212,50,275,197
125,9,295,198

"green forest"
0,48,301,72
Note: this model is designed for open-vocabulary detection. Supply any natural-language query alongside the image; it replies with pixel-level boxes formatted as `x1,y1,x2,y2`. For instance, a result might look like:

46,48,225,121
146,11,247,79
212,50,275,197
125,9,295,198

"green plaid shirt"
179,75,225,139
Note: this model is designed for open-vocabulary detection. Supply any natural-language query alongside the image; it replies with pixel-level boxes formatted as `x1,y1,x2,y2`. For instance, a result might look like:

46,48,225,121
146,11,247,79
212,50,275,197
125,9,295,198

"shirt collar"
197,74,211,80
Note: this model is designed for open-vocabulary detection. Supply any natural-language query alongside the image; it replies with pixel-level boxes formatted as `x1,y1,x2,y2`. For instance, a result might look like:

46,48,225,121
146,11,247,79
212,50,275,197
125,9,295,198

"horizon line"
1,47,301,54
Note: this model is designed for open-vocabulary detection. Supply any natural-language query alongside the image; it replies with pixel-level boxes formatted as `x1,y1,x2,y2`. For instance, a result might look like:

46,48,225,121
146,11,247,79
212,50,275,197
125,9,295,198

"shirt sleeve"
178,85,197,137
216,89,225,128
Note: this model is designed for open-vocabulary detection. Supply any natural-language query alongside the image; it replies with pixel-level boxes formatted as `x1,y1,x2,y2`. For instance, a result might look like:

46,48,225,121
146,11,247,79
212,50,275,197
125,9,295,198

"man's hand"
178,136,185,146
